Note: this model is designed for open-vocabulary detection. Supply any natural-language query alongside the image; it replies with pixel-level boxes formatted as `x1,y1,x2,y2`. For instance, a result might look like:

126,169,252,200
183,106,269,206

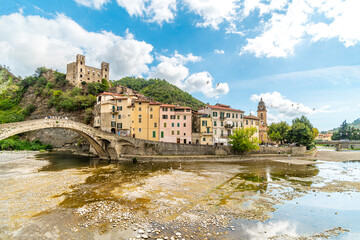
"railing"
201,132,213,136
220,116,227,120
225,124,234,129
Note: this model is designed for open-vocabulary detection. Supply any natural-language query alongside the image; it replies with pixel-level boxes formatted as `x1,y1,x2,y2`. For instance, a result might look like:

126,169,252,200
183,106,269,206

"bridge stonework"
317,141,360,151
1,119,306,160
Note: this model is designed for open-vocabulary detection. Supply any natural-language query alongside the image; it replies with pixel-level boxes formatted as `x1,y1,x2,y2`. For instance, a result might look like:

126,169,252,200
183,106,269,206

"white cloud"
184,72,229,98
183,0,239,29
74,0,110,9
241,0,312,58
214,49,225,54
116,0,177,24
149,51,229,98
0,13,153,79
250,91,331,122
241,0,360,58
244,220,298,240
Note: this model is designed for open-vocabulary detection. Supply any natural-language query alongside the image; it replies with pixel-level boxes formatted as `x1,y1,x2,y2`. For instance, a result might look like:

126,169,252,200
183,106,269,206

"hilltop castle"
66,54,109,87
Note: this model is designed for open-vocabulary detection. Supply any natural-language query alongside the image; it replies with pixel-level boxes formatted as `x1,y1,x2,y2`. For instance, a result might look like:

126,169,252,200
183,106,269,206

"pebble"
139,229,145,234
176,232,181,236
142,234,149,239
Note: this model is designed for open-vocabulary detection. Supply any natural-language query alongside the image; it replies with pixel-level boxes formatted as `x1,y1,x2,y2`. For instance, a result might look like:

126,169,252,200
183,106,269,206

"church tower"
257,98,268,143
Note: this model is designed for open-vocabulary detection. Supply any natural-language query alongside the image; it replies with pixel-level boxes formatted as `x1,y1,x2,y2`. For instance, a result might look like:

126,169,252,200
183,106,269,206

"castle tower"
76,54,85,85
101,62,110,81
257,98,268,143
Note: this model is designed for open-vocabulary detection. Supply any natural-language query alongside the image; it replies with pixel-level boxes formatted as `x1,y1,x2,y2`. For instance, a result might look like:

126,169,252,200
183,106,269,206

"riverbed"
0,150,360,239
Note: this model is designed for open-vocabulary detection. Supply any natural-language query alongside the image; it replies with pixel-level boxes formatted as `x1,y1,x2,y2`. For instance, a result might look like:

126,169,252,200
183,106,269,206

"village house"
159,104,192,144
192,112,213,145
198,104,244,145
244,114,260,140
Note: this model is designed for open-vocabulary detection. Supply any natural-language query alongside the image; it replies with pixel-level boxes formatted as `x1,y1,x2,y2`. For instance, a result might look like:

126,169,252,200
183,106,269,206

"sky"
1,0,360,131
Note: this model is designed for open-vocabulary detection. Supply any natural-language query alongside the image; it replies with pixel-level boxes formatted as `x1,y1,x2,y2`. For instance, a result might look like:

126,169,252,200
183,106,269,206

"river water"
0,151,360,239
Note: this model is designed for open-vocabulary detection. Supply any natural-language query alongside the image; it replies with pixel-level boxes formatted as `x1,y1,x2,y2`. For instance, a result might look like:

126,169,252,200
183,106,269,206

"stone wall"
253,146,306,155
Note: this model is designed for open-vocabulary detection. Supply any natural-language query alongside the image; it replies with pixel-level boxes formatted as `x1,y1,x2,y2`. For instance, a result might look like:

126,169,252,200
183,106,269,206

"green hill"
112,77,205,110
350,118,360,129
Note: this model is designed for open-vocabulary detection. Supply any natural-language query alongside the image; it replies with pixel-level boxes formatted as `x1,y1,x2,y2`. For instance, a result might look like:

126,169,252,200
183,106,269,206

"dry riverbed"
1,150,359,239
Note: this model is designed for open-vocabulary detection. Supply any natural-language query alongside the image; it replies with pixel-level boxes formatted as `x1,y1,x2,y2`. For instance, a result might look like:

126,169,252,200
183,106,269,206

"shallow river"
1,151,360,239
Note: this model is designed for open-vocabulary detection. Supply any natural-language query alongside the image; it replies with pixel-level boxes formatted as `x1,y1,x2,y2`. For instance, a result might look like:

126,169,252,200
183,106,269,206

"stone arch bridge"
317,140,360,151
0,119,138,160
0,119,230,160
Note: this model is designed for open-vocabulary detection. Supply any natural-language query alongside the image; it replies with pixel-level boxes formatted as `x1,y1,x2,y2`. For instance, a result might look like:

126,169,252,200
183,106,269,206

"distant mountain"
350,118,360,129
112,77,205,110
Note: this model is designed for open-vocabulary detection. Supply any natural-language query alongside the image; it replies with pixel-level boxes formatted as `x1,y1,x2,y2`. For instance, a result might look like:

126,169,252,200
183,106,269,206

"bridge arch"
0,119,112,159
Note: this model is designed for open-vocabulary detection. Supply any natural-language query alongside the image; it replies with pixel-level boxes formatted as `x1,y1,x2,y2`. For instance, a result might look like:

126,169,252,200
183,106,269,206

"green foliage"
112,77,205,110
228,127,260,154
48,89,96,112
84,108,94,124
268,121,290,144
54,71,68,87
286,122,315,149
34,67,47,77
0,135,52,151
23,104,36,117
332,119,360,140
101,78,109,92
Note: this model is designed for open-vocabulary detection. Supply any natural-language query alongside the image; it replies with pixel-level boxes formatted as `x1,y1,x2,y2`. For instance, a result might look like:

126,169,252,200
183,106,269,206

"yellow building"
192,112,213,145
131,100,160,141
244,115,260,140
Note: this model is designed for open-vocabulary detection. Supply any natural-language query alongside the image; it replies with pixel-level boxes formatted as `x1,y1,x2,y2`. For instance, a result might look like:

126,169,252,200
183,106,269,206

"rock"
176,232,181,236
142,234,149,239
139,229,145,234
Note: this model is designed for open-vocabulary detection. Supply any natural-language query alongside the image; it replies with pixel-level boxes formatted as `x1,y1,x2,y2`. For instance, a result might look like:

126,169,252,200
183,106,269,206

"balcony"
225,124,234,129
111,109,119,114
220,134,229,138
201,131,213,136
220,116,227,120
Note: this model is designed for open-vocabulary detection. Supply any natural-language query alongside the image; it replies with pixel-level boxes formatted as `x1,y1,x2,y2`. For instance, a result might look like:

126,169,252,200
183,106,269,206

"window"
112,114,115,119
236,122,238,127
221,130,224,136
170,108,175,111
236,114,238,118
164,123,167,127
172,123,174,127
184,123,186,127
184,133,186,136
251,120,253,125
232,113,234,118
213,112,218,117
118,99,122,103
177,131,180,135
80,68,82,72
207,127,210,133
221,121,223,126
150,107,153,111
112,106,115,110
139,114,142,118
186,109,190,112
177,123,180,127
139,107,142,111
162,115,168,119
118,115,121,119
184,116,186,120
226,113,230,118
220,112,224,118
161,131,164,138
163,107,168,111
170,115,176,119
139,128,142,133
261,113,263,119
139,118,142,123
214,121,217,126
177,115,180,119
241,122,243,127
171,131,174,135
117,123,122,128
154,123,157,127
153,131,156,138
215,130,217,135
80,74,82,78
202,120,207,126
203,138,206,142
246,120,248,125
241,114,243,119
111,121,116,127
150,114,153,119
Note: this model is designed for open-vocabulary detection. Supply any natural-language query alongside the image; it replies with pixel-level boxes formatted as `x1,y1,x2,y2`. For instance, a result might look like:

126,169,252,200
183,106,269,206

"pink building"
159,104,192,144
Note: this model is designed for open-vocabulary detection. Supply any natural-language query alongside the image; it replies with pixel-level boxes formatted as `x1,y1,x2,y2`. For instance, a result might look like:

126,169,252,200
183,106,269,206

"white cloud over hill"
0,12,229,99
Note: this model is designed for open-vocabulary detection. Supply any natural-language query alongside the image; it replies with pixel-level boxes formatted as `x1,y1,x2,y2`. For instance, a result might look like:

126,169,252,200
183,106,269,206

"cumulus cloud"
74,0,110,9
250,91,332,122
183,0,239,29
244,220,298,239
150,51,229,98
0,13,153,78
241,0,360,58
214,49,225,54
116,0,177,24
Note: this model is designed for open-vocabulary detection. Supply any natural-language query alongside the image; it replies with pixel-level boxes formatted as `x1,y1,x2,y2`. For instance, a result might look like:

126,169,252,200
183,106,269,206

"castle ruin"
66,54,109,87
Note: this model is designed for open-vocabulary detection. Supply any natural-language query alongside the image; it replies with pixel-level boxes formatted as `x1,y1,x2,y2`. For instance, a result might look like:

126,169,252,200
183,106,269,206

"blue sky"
1,0,360,131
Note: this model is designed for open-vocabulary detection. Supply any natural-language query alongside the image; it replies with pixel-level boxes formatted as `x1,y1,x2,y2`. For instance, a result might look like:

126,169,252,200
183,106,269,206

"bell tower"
257,98,268,143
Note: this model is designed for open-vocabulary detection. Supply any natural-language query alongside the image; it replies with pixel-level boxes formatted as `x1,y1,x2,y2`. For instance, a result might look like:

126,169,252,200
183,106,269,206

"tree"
292,115,313,130
268,121,290,144
286,122,314,148
228,127,260,154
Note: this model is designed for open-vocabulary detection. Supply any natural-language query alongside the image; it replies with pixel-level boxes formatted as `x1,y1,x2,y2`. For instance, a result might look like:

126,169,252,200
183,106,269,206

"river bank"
1,150,360,239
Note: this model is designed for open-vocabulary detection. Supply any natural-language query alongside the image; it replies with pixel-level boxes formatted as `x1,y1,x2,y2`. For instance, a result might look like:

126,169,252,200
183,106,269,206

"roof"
134,100,150,103
244,115,260,120
205,104,244,113
175,106,191,109
149,102,162,105
160,104,176,107
99,92,123,97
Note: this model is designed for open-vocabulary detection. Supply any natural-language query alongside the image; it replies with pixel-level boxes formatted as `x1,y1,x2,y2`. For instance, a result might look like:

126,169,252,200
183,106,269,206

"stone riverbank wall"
120,139,307,156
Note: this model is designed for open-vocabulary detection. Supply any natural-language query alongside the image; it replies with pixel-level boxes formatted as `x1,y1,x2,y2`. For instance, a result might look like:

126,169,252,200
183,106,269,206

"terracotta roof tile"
204,104,244,112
